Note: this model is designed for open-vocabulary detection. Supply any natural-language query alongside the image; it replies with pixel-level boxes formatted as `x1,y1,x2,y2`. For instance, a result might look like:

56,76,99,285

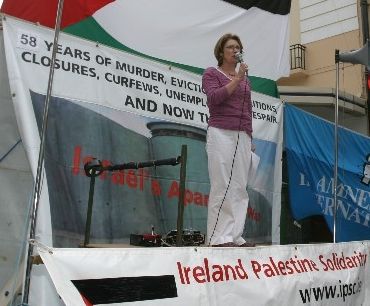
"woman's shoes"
239,242,256,247
212,242,239,247
211,242,256,247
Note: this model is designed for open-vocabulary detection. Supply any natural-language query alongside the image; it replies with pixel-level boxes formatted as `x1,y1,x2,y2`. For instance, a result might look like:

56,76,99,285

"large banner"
284,104,370,242
1,2,290,305
38,241,370,306
3,16,283,248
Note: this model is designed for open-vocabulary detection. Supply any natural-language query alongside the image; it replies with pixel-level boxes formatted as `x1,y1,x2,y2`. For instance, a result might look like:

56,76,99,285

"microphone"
235,52,248,77
234,51,244,63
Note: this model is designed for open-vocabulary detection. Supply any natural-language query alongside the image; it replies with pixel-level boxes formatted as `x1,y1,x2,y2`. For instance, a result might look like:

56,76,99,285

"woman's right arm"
202,68,229,105
202,68,244,105
224,63,248,95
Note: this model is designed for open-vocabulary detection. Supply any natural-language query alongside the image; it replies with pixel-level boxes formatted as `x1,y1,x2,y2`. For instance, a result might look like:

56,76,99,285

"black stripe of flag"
222,0,291,15
72,275,177,305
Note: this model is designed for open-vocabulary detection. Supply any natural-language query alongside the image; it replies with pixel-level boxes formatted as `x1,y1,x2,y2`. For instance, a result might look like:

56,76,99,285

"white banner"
38,241,370,306
3,16,282,140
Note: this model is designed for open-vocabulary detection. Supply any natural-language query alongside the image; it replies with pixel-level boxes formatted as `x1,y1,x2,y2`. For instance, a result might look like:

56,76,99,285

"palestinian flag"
1,0,291,97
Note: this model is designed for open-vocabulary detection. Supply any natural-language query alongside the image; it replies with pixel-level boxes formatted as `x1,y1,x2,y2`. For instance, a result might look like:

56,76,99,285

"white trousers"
206,127,251,245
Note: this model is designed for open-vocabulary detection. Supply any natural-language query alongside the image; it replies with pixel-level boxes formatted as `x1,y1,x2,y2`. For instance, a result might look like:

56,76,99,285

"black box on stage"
130,233,162,247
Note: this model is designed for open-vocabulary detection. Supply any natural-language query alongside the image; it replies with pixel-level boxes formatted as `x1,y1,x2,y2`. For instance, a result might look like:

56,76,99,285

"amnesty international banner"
38,241,370,306
3,16,283,248
285,104,370,242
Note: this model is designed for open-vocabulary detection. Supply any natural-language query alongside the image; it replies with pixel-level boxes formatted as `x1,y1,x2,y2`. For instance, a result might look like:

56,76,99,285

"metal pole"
176,145,187,247
21,0,65,304
361,0,369,43
360,0,370,134
83,171,96,247
333,51,339,243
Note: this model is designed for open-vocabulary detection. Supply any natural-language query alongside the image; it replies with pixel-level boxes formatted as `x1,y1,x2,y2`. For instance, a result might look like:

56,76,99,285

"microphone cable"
207,68,249,246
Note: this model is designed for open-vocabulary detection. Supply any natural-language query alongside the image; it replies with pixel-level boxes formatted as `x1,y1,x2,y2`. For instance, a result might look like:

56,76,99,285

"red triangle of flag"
1,0,114,29
81,293,94,306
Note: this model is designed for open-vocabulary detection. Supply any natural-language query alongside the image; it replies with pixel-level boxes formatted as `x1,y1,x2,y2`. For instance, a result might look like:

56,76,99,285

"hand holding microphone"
235,51,248,80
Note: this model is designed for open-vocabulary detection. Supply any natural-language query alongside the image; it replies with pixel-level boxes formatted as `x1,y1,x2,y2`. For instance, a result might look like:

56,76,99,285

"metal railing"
290,44,306,70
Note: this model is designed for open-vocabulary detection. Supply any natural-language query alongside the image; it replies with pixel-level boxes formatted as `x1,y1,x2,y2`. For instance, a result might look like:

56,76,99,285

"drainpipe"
360,0,370,134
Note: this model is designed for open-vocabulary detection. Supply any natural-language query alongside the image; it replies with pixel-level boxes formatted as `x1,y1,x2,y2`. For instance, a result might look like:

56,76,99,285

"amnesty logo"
361,154,370,186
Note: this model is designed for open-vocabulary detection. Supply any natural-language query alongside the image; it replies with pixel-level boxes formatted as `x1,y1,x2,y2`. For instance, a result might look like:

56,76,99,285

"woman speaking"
202,33,254,247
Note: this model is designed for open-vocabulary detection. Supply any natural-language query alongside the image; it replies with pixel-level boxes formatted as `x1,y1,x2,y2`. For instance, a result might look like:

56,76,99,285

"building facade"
278,0,369,135
278,0,370,245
